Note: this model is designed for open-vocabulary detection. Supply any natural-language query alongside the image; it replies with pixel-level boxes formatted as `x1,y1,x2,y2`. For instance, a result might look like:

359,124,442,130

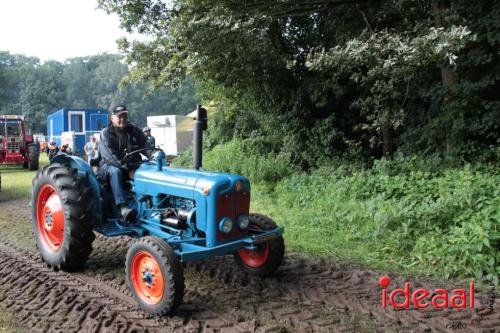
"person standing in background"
143,127,155,151
84,136,98,164
45,140,59,161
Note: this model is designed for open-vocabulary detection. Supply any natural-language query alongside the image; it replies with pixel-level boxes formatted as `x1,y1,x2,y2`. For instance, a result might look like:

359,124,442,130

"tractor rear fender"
50,154,102,223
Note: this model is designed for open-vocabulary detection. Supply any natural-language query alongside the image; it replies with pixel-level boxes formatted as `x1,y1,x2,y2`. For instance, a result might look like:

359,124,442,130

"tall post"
193,104,203,170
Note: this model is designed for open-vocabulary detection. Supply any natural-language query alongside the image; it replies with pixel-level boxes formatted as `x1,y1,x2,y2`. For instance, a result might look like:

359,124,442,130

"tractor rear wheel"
28,143,40,170
31,163,95,270
234,214,285,277
126,236,184,315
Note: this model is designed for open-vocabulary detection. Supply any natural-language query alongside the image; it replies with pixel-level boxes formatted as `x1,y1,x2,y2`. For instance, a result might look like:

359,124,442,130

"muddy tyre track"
0,197,498,332
0,234,268,333
0,239,164,332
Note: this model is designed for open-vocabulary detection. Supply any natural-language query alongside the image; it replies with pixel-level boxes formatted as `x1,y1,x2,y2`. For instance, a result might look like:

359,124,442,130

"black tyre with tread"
31,163,95,270
28,143,40,170
126,236,185,315
234,213,285,277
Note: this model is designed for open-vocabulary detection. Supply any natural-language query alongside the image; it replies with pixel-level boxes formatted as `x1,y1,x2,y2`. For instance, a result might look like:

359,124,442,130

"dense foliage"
0,52,199,133
100,0,499,165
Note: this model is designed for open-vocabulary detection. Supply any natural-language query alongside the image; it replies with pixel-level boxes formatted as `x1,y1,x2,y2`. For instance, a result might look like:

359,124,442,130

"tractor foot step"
94,220,137,237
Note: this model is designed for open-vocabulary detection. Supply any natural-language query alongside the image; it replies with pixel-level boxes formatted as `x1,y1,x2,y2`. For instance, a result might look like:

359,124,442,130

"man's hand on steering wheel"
119,148,155,170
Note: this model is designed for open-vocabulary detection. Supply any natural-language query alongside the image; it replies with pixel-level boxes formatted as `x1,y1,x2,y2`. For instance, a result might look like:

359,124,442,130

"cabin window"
68,111,86,133
96,119,103,130
70,114,83,132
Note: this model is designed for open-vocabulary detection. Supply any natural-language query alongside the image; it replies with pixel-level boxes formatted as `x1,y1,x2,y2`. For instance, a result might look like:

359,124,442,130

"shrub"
172,138,296,183
255,155,499,284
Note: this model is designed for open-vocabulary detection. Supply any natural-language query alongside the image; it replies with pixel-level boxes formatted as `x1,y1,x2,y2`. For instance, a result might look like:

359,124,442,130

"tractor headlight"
219,217,233,234
238,215,250,229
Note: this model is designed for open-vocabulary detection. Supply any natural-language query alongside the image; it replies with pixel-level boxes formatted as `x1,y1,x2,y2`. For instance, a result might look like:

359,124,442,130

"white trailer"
147,115,195,156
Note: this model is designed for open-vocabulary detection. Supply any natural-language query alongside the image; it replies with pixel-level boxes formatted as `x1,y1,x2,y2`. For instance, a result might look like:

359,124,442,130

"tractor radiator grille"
7,142,20,152
216,191,250,240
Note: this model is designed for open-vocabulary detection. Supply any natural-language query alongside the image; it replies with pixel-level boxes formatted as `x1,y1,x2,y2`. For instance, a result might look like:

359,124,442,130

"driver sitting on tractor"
98,105,146,223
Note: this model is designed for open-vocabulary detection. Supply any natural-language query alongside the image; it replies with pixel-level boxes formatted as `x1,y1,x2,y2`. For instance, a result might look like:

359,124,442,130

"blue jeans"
108,165,126,205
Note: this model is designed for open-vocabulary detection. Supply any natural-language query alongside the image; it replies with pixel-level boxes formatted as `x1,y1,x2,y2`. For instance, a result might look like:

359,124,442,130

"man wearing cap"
98,105,146,223
143,126,156,150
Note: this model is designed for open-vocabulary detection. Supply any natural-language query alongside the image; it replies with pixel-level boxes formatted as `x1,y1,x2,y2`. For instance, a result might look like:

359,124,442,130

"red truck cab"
0,115,39,169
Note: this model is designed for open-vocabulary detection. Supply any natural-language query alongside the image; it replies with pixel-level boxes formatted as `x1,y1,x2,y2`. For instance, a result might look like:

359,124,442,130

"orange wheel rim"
238,226,270,268
36,184,64,252
131,251,165,304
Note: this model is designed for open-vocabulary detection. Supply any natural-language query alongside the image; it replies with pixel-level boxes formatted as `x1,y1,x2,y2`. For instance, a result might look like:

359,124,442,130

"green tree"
19,61,65,132
98,0,500,164
0,52,40,114
307,26,473,157
89,55,129,109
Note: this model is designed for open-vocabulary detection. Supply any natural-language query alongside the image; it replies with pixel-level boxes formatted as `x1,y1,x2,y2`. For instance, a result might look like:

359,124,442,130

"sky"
0,0,130,62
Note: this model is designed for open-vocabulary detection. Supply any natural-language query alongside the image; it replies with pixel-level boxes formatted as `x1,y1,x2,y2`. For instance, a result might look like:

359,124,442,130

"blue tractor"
30,106,285,314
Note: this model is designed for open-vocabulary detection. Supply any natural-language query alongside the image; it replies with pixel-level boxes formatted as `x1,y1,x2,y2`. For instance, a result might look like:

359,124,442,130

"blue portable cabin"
47,108,109,155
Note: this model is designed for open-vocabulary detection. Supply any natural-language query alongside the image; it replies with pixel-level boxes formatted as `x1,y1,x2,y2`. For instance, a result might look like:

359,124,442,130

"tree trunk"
433,0,457,154
381,111,394,158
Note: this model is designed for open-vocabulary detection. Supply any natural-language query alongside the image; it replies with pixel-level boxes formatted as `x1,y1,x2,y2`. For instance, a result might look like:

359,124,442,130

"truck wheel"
31,164,95,271
126,236,184,315
28,143,40,170
234,214,285,277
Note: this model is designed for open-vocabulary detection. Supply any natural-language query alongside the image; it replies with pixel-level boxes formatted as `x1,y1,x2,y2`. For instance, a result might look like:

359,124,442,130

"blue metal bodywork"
51,153,284,262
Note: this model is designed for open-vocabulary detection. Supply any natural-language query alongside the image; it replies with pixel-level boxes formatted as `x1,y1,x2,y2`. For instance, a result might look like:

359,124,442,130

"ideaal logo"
379,276,475,309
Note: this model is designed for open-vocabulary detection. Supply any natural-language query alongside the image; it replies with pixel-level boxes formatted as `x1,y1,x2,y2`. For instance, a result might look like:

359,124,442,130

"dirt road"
0,197,497,332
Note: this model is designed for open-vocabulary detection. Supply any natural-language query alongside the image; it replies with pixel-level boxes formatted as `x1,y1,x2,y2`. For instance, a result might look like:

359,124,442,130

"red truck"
0,115,39,170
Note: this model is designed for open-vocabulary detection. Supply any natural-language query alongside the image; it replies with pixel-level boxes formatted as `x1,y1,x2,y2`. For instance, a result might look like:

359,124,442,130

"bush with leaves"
307,26,474,157
252,153,499,284
173,138,296,183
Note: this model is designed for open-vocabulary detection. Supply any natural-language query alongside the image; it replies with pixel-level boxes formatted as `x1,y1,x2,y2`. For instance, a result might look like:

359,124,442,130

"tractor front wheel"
234,214,285,277
126,236,185,315
31,164,95,270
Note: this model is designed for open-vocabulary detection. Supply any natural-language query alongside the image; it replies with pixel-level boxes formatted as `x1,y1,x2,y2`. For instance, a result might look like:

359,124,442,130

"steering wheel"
119,148,155,169
120,148,150,163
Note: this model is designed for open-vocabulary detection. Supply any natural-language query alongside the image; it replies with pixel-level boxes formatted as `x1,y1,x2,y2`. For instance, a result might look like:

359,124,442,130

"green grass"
0,155,51,252
1,154,49,200
0,308,18,333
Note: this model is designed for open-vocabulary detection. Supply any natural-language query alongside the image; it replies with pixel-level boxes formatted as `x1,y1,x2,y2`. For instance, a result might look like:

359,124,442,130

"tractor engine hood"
133,163,250,199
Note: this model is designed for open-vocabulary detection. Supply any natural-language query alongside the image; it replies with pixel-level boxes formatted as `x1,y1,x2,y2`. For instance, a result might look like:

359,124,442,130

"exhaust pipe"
193,104,207,170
